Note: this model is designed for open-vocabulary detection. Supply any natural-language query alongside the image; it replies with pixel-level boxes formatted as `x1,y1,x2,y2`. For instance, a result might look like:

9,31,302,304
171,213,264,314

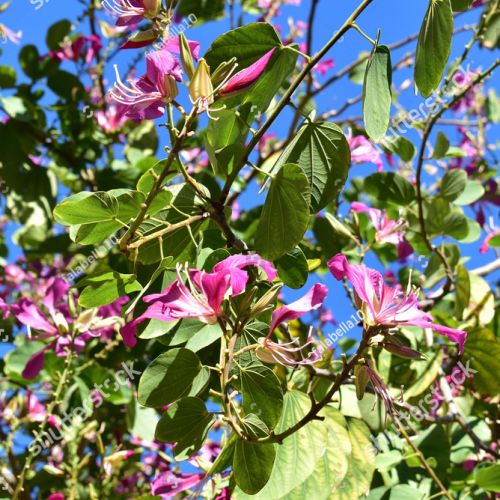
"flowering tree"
0,0,499,498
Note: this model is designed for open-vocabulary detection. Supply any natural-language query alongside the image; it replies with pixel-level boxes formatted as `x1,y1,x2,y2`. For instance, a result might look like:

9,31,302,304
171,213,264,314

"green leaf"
240,362,283,429
47,70,84,100
271,122,350,212
19,45,40,79
233,440,276,494
482,12,500,50
414,0,453,97
205,23,297,112
330,418,376,498
0,65,16,88
382,135,416,162
177,0,225,22
275,247,308,289
363,45,392,141
77,271,142,308
486,88,500,123
454,265,470,320
440,169,467,201
453,180,485,205
364,172,416,206
46,20,72,51
138,348,203,407
234,391,329,499
255,164,311,261
155,397,215,459
463,328,500,396
285,407,352,499
451,0,473,11
54,192,119,225
475,463,500,493
433,131,450,158
205,22,282,71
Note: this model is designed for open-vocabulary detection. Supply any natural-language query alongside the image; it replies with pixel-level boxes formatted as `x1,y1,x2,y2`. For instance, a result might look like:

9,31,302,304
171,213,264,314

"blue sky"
0,1,498,351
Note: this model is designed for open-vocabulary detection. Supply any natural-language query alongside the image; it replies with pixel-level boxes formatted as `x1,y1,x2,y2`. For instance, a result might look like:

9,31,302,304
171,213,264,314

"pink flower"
151,471,204,498
95,102,129,132
221,48,276,96
49,35,102,64
328,254,467,353
480,228,500,254
162,36,200,61
257,283,328,366
121,255,277,345
348,135,383,172
0,24,22,44
351,202,412,261
314,58,335,76
110,49,182,120
105,0,160,27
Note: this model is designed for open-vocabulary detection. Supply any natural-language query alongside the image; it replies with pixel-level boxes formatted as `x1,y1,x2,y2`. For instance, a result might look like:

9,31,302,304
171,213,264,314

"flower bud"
381,340,422,360
249,283,282,319
163,74,179,102
354,364,370,400
189,58,214,106
211,57,237,86
179,33,195,80
121,28,159,50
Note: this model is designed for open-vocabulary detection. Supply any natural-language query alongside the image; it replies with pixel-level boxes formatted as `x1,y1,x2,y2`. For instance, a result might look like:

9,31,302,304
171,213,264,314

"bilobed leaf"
333,418,376,498
285,406,352,499
414,0,453,97
138,348,203,407
240,362,283,429
440,169,467,201
271,121,350,212
363,44,392,141
155,397,215,459
383,135,416,161
233,440,276,494
54,191,119,225
255,164,311,261
233,391,330,499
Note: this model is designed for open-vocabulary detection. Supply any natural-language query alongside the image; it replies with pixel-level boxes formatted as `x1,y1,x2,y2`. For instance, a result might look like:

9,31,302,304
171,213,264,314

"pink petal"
221,48,276,95
163,36,201,60
22,345,53,379
267,283,328,337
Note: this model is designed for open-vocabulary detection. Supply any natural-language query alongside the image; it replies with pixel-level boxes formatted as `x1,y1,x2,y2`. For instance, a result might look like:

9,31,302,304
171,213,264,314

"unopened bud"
121,29,159,49
354,364,370,400
163,74,179,102
211,57,237,86
179,33,195,80
249,283,282,318
382,336,422,360
189,59,214,106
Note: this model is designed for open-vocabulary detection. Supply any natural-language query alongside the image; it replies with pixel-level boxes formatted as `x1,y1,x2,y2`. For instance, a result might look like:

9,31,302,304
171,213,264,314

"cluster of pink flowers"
347,135,384,172
1,261,126,379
